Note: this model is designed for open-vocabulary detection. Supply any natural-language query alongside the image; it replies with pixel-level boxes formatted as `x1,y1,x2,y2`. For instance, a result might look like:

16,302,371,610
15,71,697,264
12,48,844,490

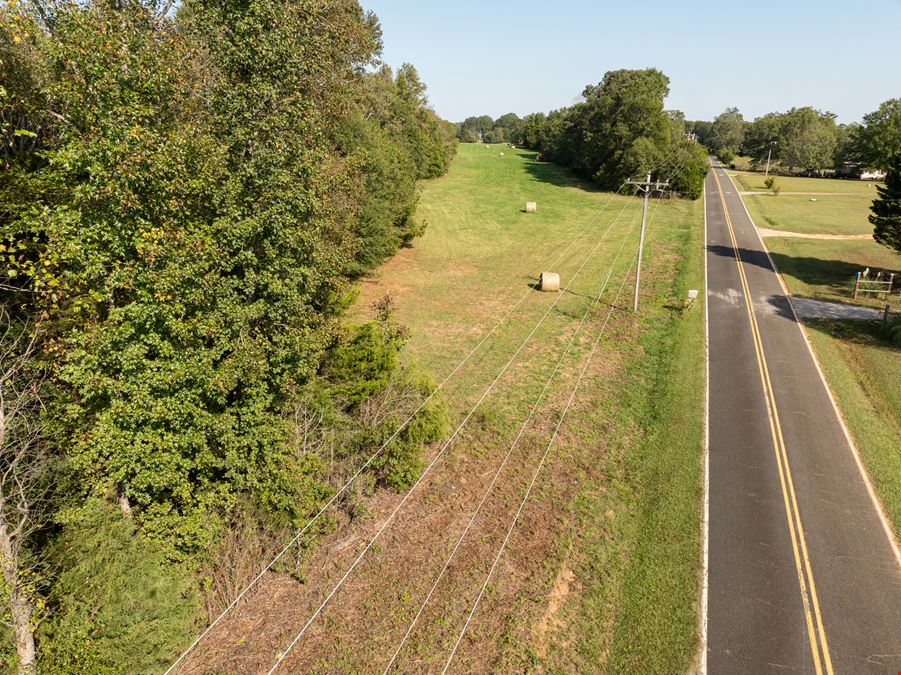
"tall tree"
571,68,672,187
782,108,838,171
855,98,901,171
457,115,494,142
710,107,745,155
742,112,784,163
870,157,901,254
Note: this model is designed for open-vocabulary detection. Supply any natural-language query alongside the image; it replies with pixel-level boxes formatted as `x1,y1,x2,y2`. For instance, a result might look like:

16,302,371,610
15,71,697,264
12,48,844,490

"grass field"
766,237,901,309
338,144,708,672
731,170,880,236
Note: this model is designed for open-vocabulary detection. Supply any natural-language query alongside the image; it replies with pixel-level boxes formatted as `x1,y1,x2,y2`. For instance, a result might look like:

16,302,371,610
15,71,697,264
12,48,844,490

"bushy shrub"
39,500,198,673
717,148,734,164
765,176,781,195
887,316,901,346
315,300,449,490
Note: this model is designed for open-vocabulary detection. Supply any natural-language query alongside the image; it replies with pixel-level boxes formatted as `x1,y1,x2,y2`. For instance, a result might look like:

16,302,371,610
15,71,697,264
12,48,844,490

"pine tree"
869,157,901,253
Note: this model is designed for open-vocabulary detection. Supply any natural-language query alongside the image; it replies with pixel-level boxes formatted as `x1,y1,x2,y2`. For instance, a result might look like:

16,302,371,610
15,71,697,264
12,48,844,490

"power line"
165,177,638,673
381,201,644,674
384,156,686,669
627,173,669,313
265,196,643,674
441,197,664,672
168,150,677,673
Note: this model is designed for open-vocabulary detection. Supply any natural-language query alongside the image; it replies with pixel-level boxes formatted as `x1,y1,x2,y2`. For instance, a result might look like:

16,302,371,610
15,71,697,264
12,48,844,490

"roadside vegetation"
724,170,900,309
804,321,901,537
0,0,456,669
766,238,900,308
738,182,878,236
0,1,712,669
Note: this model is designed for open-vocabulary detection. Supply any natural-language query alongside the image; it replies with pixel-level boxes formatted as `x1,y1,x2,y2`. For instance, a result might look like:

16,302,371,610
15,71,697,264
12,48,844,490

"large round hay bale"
525,202,538,213
539,272,560,292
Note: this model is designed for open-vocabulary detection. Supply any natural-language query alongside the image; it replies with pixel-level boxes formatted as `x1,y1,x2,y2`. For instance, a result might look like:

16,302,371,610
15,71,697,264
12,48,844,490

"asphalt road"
705,161,901,674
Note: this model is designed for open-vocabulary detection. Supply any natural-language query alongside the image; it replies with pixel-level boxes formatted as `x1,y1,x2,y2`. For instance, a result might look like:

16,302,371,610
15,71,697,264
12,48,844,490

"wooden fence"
853,272,896,300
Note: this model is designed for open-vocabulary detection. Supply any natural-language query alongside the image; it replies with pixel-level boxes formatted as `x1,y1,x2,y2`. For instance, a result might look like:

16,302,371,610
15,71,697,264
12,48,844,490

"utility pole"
764,141,777,177
627,172,669,313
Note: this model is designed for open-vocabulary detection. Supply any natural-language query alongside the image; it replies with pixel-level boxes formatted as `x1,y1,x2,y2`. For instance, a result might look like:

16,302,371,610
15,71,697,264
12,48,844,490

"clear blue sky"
360,0,901,124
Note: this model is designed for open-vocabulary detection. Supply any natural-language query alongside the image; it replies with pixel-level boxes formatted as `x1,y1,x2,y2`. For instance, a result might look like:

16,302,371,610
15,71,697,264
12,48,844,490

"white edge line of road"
699,172,710,675
721,167,901,569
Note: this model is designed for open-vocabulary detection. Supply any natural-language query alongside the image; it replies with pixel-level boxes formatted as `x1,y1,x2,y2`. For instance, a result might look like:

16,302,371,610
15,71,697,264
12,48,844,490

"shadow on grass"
706,242,901,304
802,317,900,352
523,279,597,301
517,151,606,193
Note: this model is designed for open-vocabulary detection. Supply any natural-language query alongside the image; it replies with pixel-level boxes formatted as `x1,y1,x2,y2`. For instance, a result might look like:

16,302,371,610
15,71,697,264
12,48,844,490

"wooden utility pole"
765,141,777,177
627,173,669,313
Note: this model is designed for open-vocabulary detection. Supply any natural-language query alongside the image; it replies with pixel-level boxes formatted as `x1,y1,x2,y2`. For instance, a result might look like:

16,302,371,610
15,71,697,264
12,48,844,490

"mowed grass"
804,321,901,537
353,144,706,672
730,170,881,236
721,170,901,309
733,170,880,195
765,237,901,309
356,144,641,399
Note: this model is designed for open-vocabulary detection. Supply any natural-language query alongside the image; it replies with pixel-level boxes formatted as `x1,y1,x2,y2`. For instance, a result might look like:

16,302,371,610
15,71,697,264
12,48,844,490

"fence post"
853,272,860,300
883,304,892,330
889,273,896,298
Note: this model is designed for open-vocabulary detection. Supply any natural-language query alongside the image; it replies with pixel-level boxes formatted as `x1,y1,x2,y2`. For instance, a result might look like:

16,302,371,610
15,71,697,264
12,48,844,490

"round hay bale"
539,272,560,292
525,202,538,213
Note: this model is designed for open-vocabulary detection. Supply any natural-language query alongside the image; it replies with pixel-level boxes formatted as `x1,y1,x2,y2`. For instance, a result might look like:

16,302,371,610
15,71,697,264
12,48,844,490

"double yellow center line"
711,168,833,675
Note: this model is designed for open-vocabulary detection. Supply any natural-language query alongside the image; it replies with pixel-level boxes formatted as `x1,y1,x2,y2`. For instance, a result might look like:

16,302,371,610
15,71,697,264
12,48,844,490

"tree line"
688,99,901,175
456,69,709,199
0,0,455,671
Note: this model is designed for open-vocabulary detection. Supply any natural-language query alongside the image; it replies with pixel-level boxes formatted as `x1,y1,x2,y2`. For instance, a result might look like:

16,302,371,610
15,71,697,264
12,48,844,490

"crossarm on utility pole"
627,173,669,313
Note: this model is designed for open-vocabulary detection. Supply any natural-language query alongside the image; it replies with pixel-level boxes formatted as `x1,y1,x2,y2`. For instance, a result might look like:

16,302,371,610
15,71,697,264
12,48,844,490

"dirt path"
756,227,873,240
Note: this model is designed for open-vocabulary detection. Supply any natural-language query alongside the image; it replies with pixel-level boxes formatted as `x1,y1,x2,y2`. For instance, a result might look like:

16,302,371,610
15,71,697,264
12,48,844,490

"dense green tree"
685,120,714,149
483,126,505,144
742,112,784,163
39,500,198,673
572,68,673,187
780,107,838,172
710,107,745,155
389,64,457,178
855,99,901,171
743,107,838,172
833,123,861,169
495,112,525,144
1,0,456,666
514,70,706,198
522,112,547,149
457,115,494,142
869,157,901,254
